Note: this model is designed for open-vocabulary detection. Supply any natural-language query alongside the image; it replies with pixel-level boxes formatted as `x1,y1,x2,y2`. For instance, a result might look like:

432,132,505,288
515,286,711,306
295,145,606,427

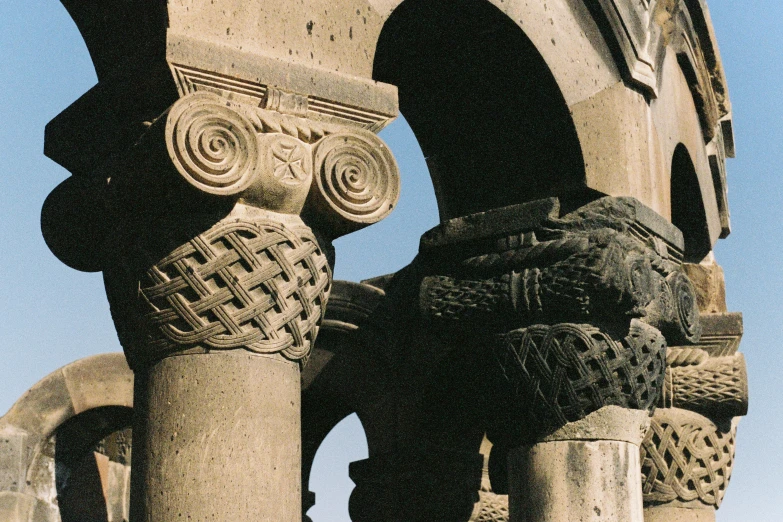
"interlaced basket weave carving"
494,320,666,435
471,491,509,522
641,408,735,507
140,217,330,363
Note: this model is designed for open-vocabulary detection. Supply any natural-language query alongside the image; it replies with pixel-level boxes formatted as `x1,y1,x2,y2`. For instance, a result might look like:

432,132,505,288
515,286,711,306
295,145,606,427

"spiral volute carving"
311,130,400,232
666,271,702,345
166,92,259,196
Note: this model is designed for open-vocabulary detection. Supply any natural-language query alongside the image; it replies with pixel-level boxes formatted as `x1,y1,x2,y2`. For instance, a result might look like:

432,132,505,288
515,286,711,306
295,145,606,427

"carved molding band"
418,197,699,346
166,93,260,196
421,248,700,346
662,352,748,417
641,408,735,508
494,320,666,437
128,212,330,365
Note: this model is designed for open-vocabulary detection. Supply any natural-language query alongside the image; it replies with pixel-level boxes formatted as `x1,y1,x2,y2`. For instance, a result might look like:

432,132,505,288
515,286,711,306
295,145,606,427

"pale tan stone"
131,352,301,522
644,505,716,522
509,440,644,522
30,1,743,521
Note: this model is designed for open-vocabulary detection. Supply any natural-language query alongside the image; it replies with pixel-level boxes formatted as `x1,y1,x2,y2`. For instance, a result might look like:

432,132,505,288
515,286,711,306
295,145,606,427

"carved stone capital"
414,197,705,440
493,320,665,439
641,408,736,509
418,196,700,345
162,90,400,231
105,205,331,369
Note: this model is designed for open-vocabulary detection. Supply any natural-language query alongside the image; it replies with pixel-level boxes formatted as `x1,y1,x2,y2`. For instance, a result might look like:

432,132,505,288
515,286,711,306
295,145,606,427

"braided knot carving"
494,320,666,437
471,491,509,522
135,213,330,365
641,408,735,507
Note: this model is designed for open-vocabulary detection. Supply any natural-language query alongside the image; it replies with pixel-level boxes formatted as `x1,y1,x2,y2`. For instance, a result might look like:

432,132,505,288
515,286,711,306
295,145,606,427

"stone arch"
372,0,590,220
671,143,711,262
0,353,133,522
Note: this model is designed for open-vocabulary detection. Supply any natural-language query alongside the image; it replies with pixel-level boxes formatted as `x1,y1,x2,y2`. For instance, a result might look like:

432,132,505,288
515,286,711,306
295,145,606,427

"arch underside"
373,0,588,220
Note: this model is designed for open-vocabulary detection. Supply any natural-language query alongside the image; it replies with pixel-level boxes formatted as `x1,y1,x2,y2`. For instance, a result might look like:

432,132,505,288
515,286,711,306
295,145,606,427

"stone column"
508,407,649,522
42,35,400,521
641,257,747,522
417,196,702,522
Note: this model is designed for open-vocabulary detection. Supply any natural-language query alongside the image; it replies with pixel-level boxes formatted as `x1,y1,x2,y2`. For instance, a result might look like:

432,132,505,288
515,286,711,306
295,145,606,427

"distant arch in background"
671,144,711,262
0,353,133,522
373,0,588,221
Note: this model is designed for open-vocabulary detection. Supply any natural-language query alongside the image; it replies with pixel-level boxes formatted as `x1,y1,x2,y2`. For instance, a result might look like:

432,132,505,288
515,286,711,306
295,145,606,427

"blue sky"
0,1,780,520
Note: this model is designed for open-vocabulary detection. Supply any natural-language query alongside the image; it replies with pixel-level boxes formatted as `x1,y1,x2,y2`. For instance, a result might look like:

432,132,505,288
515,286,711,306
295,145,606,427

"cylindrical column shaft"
507,407,649,522
643,506,715,521
130,352,301,521
509,440,643,522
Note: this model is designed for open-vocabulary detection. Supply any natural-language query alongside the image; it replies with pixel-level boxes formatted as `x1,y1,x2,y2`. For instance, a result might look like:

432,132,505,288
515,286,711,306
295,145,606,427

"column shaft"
130,352,301,521
509,440,643,522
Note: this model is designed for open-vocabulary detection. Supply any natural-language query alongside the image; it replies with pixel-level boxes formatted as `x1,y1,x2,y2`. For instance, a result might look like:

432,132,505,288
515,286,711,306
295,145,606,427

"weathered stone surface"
32,1,742,521
697,312,744,357
0,430,27,494
682,257,728,313
0,355,134,522
131,351,301,522
537,406,650,445
509,439,644,522
61,354,133,415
